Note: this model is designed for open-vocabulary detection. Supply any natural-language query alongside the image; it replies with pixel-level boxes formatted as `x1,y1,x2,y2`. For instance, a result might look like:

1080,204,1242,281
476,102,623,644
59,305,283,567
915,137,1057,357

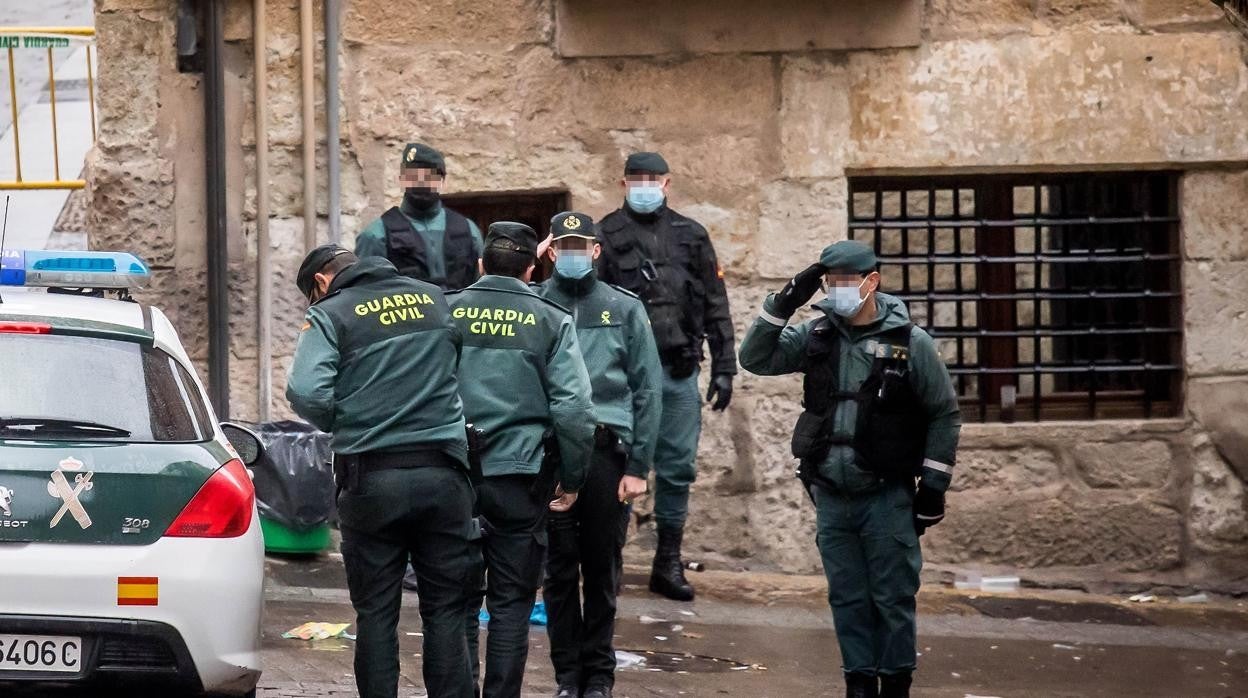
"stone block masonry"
87,0,1248,585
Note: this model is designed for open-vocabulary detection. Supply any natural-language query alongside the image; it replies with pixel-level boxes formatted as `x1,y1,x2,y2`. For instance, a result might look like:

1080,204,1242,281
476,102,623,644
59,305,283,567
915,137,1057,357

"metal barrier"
0,27,96,191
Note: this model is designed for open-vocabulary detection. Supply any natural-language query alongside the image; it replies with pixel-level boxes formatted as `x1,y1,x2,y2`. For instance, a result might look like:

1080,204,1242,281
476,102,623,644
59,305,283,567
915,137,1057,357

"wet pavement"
259,555,1248,697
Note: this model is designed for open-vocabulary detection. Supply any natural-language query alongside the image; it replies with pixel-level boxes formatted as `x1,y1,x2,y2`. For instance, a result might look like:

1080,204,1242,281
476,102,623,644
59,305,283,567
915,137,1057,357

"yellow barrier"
0,27,96,191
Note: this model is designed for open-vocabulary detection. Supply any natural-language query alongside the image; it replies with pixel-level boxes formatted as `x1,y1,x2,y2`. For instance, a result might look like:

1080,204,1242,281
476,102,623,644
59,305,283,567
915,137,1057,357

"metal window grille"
848,173,1183,423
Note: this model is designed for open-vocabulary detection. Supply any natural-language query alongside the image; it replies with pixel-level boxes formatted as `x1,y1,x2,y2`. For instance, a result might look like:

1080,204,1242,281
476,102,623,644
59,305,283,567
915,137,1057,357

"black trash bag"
240,420,335,531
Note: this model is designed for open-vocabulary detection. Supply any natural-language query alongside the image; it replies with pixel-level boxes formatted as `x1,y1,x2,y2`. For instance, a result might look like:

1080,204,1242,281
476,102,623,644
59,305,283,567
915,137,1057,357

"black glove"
705,373,733,411
913,485,945,536
772,263,827,318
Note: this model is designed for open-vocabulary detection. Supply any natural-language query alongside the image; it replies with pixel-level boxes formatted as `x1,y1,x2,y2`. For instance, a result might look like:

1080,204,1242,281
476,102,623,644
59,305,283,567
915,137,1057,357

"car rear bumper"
0,614,201,692
0,516,264,693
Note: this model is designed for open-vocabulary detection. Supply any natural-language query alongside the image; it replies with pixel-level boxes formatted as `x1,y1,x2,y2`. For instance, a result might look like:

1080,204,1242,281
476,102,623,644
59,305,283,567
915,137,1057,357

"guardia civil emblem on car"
0,249,265,696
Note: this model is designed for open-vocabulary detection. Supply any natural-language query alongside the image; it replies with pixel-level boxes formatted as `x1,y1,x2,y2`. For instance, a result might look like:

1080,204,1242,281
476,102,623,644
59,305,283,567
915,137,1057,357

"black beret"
550,211,597,241
819,240,878,274
400,142,446,174
485,221,539,257
297,244,353,297
624,151,669,175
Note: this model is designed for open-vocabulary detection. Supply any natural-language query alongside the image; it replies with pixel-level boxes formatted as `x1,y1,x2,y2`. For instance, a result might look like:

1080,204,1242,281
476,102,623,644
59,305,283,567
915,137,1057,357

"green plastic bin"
260,516,331,554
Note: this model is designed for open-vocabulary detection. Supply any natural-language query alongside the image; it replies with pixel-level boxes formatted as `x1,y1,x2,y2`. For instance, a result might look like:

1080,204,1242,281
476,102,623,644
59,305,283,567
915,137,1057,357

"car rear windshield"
0,334,212,442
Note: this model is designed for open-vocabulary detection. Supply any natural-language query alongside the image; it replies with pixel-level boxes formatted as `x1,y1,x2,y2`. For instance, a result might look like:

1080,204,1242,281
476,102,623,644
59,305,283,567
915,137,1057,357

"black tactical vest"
791,318,929,484
598,211,702,368
381,206,478,291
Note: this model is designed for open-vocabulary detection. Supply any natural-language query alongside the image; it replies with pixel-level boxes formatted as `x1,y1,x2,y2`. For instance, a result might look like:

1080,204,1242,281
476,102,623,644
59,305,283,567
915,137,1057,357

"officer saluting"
738,240,961,698
286,245,478,698
355,142,484,290
538,212,663,698
447,222,596,698
596,151,736,601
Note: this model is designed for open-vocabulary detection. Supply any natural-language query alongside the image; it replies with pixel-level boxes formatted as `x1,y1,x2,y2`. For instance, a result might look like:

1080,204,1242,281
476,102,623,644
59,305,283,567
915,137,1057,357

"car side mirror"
220,422,264,467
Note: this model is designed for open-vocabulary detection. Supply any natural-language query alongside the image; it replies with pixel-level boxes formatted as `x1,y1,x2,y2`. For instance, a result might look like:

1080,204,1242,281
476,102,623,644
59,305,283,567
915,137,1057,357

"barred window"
848,173,1182,422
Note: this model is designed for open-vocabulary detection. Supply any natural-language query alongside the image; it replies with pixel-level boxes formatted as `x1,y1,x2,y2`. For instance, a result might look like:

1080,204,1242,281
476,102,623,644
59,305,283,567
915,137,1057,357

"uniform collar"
471,274,535,293
325,257,400,295
400,197,444,222
622,201,666,224
552,268,599,296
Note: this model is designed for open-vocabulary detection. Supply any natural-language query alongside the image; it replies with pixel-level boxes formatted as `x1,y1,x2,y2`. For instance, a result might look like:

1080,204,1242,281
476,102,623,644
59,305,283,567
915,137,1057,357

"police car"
0,250,264,696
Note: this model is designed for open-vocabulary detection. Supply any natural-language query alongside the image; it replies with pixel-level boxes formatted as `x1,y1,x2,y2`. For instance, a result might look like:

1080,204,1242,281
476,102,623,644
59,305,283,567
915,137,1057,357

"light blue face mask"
828,279,868,318
555,251,594,279
626,185,665,214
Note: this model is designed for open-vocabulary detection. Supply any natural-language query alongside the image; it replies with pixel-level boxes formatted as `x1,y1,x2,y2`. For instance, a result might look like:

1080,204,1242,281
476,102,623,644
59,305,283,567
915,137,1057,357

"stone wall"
88,0,1248,583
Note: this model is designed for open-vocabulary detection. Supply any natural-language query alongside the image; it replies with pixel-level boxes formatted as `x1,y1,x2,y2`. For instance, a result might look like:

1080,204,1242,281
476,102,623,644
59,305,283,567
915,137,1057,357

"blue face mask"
555,251,594,279
626,185,665,214
828,279,868,318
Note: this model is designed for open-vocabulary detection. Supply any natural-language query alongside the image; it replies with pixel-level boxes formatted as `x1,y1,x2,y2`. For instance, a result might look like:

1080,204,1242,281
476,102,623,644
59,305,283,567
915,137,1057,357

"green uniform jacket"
447,275,595,491
739,292,961,494
538,270,663,478
286,258,469,465
355,199,484,282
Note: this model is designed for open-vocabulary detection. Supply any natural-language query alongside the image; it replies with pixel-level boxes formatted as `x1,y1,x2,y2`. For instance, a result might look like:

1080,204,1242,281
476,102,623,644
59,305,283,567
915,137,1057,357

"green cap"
624,151,669,175
550,211,597,241
485,221,539,257
819,240,878,274
400,142,446,174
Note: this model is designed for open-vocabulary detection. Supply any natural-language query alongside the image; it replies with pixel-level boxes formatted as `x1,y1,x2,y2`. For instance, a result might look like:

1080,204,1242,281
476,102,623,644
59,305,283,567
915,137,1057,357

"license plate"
0,635,83,673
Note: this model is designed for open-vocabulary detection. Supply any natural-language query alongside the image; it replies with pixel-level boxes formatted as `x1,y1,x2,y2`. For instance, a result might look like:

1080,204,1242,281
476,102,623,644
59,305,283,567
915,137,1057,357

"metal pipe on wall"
254,0,272,421
324,0,340,243
300,0,315,251
202,0,230,418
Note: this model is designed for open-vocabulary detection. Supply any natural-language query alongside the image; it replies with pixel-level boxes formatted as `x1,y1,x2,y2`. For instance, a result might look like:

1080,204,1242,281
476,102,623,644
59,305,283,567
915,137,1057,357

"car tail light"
165,459,254,538
0,321,52,334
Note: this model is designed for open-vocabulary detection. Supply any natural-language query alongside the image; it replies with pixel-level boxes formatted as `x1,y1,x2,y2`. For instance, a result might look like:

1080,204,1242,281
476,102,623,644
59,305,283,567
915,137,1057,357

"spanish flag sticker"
117,577,159,606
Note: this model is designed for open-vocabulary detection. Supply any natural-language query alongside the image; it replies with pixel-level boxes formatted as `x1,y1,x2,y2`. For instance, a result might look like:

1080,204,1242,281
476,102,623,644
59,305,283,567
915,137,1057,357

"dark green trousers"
338,464,479,698
653,365,701,529
811,481,922,676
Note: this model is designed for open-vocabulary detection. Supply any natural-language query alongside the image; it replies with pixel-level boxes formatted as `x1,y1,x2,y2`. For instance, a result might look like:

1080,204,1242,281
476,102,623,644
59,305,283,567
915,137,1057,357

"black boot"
844,672,878,698
879,672,912,698
648,526,694,601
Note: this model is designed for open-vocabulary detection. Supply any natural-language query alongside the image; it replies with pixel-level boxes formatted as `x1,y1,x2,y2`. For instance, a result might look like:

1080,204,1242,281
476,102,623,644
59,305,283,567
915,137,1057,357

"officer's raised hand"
913,485,945,536
706,374,733,411
773,262,827,318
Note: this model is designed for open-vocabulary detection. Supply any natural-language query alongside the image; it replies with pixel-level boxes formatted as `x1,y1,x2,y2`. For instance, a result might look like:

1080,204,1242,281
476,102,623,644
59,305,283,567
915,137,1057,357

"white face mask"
827,278,868,317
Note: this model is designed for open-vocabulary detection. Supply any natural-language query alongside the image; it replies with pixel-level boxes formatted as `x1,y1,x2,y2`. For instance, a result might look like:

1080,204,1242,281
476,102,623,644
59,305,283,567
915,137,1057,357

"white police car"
0,250,264,696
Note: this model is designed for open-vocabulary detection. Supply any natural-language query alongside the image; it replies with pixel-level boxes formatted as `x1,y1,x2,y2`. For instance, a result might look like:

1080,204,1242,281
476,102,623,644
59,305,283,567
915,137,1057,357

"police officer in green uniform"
538,212,662,698
286,245,478,698
596,151,736,601
738,241,961,698
355,142,484,290
447,222,596,698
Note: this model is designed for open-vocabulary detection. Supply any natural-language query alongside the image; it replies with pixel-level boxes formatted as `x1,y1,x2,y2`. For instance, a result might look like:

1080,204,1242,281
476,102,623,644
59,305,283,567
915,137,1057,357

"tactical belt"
334,448,462,494
344,448,460,473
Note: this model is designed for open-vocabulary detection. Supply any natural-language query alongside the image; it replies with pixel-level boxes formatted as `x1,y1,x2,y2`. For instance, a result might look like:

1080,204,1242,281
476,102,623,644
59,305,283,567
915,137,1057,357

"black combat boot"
648,526,695,601
879,671,912,698
844,672,878,698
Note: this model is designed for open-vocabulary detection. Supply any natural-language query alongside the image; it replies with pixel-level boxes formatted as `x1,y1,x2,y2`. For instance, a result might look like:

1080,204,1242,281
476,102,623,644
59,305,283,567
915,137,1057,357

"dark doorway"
442,189,571,282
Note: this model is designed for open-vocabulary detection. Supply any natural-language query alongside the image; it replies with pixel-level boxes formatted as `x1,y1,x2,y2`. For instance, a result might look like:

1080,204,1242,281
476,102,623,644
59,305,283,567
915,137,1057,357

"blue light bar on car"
0,249,151,289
